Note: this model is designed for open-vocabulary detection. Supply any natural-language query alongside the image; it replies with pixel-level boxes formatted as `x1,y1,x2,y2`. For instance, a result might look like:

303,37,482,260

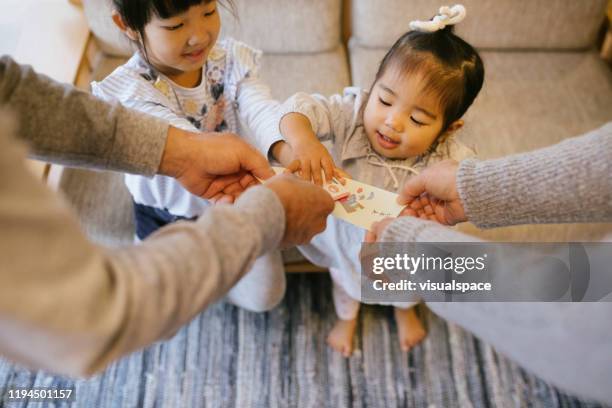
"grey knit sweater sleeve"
0,55,167,176
382,122,611,243
457,122,612,228
0,116,285,377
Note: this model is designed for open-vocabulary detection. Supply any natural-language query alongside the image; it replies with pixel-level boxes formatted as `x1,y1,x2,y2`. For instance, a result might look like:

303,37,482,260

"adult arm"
2,56,275,200
400,122,612,226
0,118,284,376
0,104,340,379
457,121,612,227
0,55,167,176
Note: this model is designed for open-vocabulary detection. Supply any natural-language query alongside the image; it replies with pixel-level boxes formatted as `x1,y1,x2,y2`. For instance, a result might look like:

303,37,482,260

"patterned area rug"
0,275,607,407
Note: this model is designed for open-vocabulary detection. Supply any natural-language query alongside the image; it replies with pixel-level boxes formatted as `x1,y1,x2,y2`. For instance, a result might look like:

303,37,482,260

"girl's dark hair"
113,0,235,48
374,25,484,133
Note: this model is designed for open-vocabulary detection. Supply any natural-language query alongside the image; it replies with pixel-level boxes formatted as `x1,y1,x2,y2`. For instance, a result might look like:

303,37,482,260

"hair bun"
409,4,466,33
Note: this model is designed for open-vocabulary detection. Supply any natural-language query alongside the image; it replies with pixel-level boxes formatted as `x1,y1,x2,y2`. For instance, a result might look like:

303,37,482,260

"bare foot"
394,307,426,352
327,318,357,357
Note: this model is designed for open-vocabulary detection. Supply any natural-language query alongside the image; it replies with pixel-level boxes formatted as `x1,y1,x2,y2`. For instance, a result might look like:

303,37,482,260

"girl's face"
363,67,458,159
124,1,221,86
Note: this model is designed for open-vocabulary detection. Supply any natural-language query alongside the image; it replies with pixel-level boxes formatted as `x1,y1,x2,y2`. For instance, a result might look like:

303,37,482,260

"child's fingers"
333,167,350,184
321,157,335,183
284,160,301,174
311,160,323,186
300,159,312,182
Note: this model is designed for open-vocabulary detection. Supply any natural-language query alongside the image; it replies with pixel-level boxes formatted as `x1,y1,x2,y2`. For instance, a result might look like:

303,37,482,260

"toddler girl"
92,0,288,312
277,5,484,356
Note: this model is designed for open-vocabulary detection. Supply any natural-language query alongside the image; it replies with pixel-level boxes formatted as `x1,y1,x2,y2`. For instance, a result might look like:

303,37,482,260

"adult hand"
159,127,274,203
365,217,395,243
264,174,335,246
363,218,395,284
397,160,467,226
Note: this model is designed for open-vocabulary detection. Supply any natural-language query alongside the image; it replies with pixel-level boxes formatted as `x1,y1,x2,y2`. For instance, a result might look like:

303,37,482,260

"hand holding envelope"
268,167,405,230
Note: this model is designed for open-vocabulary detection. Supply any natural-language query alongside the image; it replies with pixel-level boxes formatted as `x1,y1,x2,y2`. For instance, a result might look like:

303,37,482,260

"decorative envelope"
269,167,405,230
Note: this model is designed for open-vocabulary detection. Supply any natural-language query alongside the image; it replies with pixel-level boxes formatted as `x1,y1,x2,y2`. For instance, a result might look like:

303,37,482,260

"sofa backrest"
83,0,343,57
220,0,342,54
351,0,608,50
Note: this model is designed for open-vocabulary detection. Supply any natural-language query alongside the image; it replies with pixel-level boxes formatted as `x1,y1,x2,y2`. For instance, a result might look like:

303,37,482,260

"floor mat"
0,275,607,407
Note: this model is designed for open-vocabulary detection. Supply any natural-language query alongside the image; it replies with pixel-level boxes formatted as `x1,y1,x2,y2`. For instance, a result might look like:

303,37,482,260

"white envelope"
268,167,405,230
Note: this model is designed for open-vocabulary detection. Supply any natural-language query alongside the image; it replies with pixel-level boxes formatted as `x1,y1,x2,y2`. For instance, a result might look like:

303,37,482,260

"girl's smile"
363,67,462,159
182,48,206,63
375,130,401,149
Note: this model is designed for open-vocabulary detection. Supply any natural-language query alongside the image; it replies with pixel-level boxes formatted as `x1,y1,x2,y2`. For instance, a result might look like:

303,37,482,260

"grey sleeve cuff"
109,107,169,176
233,186,286,253
455,158,494,228
457,157,520,228
457,122,612,228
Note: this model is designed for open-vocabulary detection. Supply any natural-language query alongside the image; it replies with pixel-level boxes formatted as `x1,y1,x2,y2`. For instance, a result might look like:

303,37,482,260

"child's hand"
284,137,346,185
279,112,347,185
271,140,349,184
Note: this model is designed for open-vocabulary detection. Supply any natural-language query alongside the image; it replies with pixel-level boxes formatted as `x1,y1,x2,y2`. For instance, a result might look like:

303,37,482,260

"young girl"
277,5,484,356
92,0,290,312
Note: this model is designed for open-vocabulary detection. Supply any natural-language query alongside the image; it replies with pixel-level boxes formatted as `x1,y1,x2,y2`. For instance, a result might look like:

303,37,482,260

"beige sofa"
66,0,612,256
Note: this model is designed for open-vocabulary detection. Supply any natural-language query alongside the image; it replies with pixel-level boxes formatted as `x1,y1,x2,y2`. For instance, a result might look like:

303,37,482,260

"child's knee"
240,287,285,312
226,252,286,312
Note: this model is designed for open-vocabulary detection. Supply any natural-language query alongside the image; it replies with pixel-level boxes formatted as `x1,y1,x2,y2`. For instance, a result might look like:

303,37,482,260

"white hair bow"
409,4,466,33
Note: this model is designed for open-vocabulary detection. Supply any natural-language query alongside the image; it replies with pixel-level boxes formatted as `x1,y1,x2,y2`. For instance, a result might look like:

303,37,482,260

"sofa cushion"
83,0,342,57
351,0,607,50
259,45,350,99
350,44,612,241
